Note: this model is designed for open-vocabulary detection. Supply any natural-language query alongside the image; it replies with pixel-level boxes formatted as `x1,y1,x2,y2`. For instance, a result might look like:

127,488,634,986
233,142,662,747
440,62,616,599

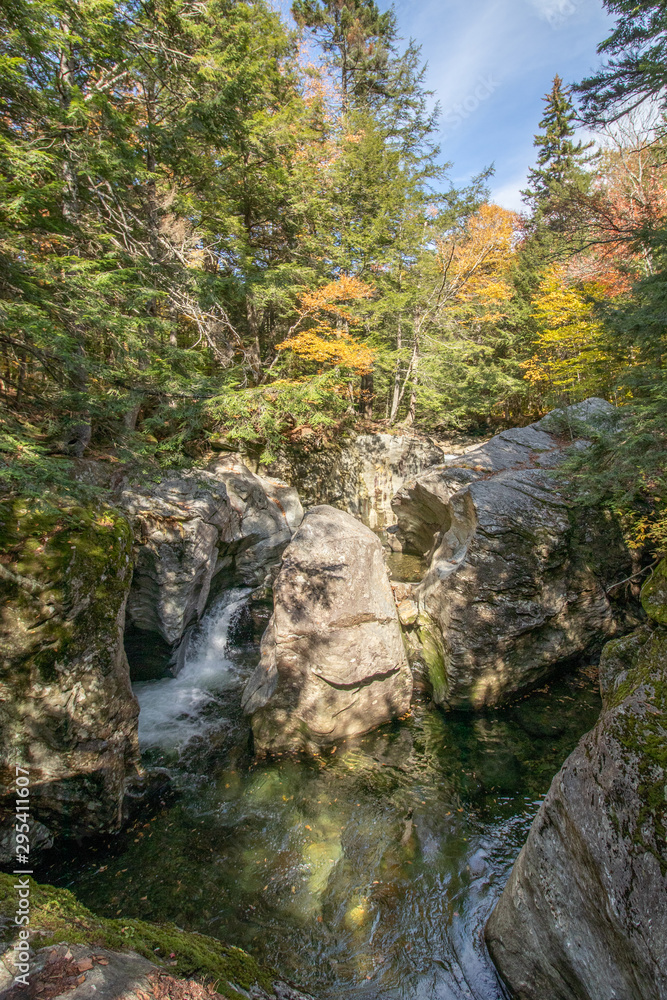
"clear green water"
37,591,602,1000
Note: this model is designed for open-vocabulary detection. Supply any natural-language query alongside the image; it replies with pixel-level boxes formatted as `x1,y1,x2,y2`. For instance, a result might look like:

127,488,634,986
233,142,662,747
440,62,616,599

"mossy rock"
416,613,449,704
641,558,667,625
599,623,667,869
0,874,274,999
0,498,139,839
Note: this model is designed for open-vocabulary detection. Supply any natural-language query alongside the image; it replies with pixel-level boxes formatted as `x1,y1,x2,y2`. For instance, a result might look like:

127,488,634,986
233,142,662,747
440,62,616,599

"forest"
1,0,666,557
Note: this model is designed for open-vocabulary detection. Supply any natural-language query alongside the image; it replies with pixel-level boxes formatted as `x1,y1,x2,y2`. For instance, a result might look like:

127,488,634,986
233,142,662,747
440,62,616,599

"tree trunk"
389,319,403,423
123,394,143,431
359,372,374,417
58,16,79,224
404,386,417,427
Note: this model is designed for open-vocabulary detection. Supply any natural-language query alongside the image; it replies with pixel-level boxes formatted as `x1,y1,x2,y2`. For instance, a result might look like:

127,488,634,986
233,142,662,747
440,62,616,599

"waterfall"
134,587,251,749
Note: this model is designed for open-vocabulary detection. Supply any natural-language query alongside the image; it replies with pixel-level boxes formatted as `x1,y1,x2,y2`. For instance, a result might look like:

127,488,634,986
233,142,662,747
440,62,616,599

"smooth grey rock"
391,399,633,708
535,395,617,433
486,617,667,1000
264,433,444,529
121,459,303,649
242,505,413,751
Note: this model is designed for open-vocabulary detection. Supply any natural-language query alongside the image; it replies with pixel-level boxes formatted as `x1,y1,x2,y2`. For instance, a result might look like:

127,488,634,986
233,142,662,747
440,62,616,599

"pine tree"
576,0,667,125
291,0,397,109
522,75,596,222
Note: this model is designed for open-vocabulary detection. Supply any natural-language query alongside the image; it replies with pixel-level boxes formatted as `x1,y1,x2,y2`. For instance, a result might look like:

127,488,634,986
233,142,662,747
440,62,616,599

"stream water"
38,588,602,1000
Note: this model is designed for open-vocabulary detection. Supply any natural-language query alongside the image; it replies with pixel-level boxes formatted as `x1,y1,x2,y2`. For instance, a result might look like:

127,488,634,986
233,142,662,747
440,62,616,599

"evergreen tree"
576,0,667,125
522,75,596,223
291,0,397,109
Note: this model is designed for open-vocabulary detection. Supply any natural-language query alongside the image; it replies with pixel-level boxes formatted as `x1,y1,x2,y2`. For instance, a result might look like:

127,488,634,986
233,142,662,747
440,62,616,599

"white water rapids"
134,587,251,749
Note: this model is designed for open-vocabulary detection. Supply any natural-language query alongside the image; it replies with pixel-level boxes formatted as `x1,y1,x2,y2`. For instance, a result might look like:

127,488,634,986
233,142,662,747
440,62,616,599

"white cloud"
527,0,579,28
491,173,529,212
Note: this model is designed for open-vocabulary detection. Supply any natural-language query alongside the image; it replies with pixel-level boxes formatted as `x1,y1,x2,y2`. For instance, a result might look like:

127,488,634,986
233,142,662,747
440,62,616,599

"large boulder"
485,562,667,1000
264,433,444,529
0,499,140,842
241,505,413,751
392,399,634,708
120,459,302,672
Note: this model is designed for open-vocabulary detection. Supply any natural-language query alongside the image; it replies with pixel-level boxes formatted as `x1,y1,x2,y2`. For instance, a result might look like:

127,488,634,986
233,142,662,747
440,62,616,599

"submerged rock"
241,505,413,751
485,564,667,1000
0,500,140,841
120,458,302,673
264,433,444,528
392,399,634,708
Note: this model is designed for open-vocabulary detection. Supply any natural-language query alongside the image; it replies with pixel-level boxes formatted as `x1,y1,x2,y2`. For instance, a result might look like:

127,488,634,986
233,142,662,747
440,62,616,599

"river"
37,587,601,1000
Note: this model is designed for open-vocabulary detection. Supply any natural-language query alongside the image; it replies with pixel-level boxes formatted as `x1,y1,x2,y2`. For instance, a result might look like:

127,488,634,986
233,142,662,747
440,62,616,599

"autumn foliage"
444,204,518,320
276,276,376,374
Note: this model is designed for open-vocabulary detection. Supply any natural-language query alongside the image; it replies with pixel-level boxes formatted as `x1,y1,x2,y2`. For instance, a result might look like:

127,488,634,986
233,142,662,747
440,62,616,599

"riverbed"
37,589,601,1000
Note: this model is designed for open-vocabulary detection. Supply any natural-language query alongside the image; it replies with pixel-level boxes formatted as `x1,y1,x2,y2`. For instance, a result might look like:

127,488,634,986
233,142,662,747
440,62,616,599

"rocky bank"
0,500,139,845
392,399,636,708
0,458,302,845
485,561,667,1000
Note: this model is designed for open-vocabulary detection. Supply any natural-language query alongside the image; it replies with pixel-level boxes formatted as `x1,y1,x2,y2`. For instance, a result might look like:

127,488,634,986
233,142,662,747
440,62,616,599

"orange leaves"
299,274,373,317
277,275,376,374
277,328,376,372
435,203,519,322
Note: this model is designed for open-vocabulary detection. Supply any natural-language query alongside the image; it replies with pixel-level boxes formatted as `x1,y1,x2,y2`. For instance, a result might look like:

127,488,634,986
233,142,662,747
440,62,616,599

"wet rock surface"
485,565,667,1000
392,399,635,708
242,505,412,750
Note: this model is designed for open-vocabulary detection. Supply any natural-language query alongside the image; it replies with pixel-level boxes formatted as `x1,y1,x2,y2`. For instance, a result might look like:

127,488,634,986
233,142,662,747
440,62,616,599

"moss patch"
416,614,448,705
0,497,133,686
0,874,275,999
600,624,667,875
642,558,667,625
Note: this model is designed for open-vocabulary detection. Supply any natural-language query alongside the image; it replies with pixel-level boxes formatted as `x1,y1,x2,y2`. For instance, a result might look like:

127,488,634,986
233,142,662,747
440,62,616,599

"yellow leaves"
436,204,518,322
277,275,376,375
524,265,615,398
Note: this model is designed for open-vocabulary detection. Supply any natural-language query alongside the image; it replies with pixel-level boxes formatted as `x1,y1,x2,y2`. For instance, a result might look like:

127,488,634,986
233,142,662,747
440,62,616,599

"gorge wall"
264,432,445,528
391,399,637,708
485,561,667,1000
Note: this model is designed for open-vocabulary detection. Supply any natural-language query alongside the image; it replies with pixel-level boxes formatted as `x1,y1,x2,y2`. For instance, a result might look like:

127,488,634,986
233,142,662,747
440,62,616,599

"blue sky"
389,0,614,209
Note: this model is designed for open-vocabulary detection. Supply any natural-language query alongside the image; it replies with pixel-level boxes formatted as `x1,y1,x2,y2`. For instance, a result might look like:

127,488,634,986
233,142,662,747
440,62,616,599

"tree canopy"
1,0,665,559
